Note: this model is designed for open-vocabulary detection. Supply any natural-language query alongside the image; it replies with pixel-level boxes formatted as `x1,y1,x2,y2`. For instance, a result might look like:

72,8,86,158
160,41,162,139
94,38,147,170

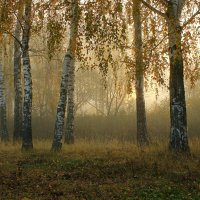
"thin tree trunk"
0,43,9,142
133,0,149,146
21,0,33,151
13,2,23,143
52,0,79,150
65,58,75,144
167,2,189,152
51,53,73,150
64,0,79,144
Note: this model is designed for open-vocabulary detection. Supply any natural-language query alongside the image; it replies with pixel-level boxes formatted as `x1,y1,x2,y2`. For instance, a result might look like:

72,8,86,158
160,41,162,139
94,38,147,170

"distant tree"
0,38,9,142
77,1,127,115
100,69,127,117
0,0,15,143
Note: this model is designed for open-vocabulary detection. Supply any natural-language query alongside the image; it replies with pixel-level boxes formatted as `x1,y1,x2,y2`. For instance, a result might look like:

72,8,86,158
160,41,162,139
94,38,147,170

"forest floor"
0,140,200,200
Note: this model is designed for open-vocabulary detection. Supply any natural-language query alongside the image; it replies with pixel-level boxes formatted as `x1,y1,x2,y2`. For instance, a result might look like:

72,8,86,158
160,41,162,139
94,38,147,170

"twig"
182,9,200,29
141,0,166,18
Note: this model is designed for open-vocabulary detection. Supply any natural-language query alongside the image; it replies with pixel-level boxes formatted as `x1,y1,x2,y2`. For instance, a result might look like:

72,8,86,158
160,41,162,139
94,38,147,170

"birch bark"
167,0,189,152
13,2,24,143
21,0,33,150
133,0,149,146
141,0,189,152
65,57,75,144
52,0,79,150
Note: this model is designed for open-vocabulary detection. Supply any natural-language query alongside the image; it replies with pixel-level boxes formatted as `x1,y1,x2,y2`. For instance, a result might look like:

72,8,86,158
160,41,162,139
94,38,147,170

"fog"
3,43,200,142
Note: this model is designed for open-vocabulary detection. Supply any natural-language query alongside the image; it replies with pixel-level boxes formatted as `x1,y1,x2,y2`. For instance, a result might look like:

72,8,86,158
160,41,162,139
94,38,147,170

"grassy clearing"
0,139,200,200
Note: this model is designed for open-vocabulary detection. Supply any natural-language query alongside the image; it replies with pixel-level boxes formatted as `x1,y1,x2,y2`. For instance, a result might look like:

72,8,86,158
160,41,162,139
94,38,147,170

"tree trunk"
51,53,73,150
65,58,75,144
52,0,79,150
167,2,189,152
0,43,9,142
64,0,79,144
13,3,23,143
21,0,33,151
133,1,149,146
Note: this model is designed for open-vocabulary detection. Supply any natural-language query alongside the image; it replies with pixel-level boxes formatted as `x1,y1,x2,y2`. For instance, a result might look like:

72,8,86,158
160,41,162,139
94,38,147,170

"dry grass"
0,139,200,199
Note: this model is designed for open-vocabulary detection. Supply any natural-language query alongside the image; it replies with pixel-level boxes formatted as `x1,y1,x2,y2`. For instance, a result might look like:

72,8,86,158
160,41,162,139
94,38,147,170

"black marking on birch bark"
167,4,189,152
65,53,73,59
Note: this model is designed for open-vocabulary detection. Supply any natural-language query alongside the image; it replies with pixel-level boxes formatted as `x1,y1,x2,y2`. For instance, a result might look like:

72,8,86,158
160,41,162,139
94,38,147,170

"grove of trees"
0,0,199,154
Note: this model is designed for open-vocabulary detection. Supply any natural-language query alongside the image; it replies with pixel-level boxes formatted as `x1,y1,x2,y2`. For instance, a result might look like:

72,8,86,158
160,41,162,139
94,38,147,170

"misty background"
3,34,200,142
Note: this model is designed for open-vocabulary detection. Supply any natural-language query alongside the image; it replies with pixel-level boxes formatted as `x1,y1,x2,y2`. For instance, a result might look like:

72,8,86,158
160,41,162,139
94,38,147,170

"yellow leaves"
114,0,123,13
47,19,65,59
0,0,15,34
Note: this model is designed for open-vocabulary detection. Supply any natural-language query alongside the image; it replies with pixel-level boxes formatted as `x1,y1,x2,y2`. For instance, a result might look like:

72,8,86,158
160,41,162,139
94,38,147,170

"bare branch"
86,101,106,116
141,0,166,18
13,11,24,31
150,34,168,52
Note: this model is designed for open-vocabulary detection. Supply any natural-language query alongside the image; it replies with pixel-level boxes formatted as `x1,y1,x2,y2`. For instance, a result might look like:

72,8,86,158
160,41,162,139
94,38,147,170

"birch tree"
51,0,79,151
167,0,189,152
0,0,13,142
64,0,80,145
141,0,200,152
13,0,24,143
51,0,126,150
133,0,150,146
21,0,33,150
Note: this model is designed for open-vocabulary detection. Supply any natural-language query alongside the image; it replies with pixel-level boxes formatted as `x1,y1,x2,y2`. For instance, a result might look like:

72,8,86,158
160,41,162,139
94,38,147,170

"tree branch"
182,9,200,29
13,11,24,31
150,34,168,52
4,31,23,49
141,0,166,18
86,101,105,116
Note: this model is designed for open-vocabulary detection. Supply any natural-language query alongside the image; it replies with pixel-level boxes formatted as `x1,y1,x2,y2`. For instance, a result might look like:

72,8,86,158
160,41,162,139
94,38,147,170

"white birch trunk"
65,57,75,144
52,0,79,150
13,3,23,143
51,53,73,150
21,0,33,150
167,0,189,152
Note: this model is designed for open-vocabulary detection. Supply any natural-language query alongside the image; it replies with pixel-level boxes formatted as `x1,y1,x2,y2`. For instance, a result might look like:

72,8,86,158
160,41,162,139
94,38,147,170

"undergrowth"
0,139,200,200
